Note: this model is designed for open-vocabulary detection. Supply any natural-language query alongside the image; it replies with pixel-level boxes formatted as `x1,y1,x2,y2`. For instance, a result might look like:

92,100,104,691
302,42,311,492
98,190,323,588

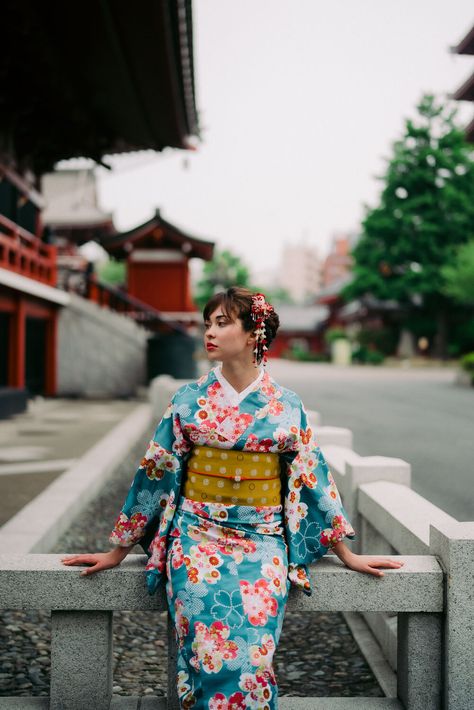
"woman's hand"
61,547,130,577
331,541,404,577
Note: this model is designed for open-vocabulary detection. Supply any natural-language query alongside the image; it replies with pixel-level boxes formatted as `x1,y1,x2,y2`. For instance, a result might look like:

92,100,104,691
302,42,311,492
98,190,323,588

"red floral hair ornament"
250,293,274,366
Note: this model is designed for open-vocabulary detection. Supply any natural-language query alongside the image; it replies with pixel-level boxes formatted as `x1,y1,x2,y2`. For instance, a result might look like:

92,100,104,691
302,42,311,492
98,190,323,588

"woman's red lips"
206,343,217,350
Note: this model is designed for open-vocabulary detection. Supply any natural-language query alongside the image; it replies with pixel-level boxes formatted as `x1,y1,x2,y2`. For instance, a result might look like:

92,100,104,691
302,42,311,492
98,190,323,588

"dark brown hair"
203,287,280,361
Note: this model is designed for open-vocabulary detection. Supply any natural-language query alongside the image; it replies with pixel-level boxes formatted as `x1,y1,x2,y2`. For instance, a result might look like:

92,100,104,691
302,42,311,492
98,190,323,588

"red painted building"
100,211,214,318
0,1,199,415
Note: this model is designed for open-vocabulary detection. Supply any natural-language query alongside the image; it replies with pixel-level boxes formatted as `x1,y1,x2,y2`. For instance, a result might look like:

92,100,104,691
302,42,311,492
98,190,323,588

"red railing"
0,214,57,286
79,276,187,334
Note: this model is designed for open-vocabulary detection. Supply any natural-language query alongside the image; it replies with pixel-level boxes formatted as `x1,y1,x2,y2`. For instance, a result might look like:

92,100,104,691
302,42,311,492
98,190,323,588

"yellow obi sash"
183,445,281,506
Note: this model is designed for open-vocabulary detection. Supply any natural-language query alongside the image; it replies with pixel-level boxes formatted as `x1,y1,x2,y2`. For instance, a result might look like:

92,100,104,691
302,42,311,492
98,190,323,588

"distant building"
320,233,356,288
100,210,214,322
452,24,474,142
271,304,329,358
278,242,322,304
42,168,115,291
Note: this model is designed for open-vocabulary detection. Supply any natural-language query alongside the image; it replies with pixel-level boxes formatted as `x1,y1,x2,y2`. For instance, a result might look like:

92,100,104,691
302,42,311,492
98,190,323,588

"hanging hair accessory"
250,293,274,366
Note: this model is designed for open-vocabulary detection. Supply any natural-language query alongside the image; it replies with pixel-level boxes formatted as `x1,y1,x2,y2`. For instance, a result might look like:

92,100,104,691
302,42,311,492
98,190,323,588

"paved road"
269,360,473,521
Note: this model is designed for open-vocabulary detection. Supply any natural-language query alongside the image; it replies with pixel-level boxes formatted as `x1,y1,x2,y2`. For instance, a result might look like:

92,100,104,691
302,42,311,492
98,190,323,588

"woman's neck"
220,360,261,394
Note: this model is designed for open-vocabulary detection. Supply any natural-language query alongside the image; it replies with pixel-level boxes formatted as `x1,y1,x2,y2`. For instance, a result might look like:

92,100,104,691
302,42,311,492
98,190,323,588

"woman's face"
204,306,254,364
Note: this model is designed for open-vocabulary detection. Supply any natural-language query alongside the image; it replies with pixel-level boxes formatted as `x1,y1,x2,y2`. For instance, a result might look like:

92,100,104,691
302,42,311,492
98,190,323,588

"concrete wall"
57,294,148,397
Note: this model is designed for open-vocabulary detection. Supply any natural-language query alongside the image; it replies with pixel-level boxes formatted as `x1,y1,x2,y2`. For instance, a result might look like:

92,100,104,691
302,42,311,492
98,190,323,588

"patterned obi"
183,445,281,506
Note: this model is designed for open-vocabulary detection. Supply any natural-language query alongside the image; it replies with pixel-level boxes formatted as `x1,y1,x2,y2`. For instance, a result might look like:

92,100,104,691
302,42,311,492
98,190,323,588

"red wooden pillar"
10,297,26,388
45,309,58,396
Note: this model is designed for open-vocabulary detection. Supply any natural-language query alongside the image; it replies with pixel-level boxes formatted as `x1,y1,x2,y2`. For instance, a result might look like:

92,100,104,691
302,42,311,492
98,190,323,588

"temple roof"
453,71,474,102
451,24,474,55
1,0,198,174
100,210,214,261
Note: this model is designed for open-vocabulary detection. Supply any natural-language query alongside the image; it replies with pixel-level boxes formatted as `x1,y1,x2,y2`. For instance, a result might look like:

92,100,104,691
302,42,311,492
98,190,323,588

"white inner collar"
214,366,264,405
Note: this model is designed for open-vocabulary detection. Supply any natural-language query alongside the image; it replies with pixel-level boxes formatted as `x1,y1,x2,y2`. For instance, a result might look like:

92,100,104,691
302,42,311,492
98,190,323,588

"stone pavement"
0,397,140,527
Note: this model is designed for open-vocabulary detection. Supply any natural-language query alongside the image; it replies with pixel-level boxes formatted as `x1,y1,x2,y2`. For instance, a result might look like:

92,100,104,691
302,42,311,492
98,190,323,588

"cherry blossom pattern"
174,598,190,648
288,562,311,593
239,671,275,710
261,556,287,597
140,440,180,480
208,691,246,710
320,514,355,548
109,511,147,546
248,633,276,668
240,579,278,626
191,621,238,674
210,589,245,629
176,670,195,709
184,544,223,585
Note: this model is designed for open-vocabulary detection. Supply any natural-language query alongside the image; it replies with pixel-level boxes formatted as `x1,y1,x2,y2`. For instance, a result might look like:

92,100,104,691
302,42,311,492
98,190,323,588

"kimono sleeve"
282,401,355,576
109,394,191,551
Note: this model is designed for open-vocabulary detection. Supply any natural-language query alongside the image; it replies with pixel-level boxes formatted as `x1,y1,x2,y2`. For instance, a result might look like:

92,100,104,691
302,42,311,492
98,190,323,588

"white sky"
97,0,474,273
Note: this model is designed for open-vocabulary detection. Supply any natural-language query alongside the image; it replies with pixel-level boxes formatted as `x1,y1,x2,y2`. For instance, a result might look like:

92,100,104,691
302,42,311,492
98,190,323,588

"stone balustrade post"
397,612,442,709
50,610,113,710
429,521,474,710
345,457,411,554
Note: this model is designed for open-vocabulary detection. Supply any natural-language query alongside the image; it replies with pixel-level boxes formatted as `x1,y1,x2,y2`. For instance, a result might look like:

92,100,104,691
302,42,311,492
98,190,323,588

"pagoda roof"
1,0,198,174
452,71,474,102
451,24,474,55
100,210,215,261
465,115,474,142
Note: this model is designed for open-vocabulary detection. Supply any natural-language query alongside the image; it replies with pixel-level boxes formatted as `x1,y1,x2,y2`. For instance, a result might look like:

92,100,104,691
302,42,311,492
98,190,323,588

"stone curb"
0,403,153,554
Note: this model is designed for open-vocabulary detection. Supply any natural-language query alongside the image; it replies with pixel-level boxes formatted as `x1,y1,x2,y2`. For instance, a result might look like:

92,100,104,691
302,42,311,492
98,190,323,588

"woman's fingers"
365,558,404,577
369,559,404,567
61,554,96,566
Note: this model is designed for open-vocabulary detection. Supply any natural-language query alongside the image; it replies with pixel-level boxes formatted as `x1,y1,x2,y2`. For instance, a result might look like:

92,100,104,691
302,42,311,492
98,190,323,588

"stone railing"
318,436,473,710
0,552,443,710
0,376,472,709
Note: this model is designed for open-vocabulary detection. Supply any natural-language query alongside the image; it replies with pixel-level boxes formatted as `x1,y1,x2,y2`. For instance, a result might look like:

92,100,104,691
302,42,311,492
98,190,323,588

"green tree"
96,259,126,287
343,95,474,357
441,241,474,306
194,249,251,309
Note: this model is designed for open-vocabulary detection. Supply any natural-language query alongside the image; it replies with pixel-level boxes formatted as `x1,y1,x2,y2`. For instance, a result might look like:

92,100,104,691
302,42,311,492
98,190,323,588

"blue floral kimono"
110,367,354,709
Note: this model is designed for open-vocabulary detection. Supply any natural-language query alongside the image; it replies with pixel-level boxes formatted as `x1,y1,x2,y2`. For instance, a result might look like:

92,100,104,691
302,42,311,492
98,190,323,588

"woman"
62,287,403,709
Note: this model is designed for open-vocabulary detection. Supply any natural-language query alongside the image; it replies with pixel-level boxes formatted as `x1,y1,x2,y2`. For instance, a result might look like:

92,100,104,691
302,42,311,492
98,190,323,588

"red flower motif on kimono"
141,441,180,480
145,533,167,573
174,599,190,647
243,434,274,452
169,537,185,570
301,471,318,488
268,398,284,416
239,671,274,707
191,621,238,673
109,511,147,546
172,415,192,456
208,692,246,710
320,514,353,548
261,556,287,597
240,579,278,626
249,633,276,667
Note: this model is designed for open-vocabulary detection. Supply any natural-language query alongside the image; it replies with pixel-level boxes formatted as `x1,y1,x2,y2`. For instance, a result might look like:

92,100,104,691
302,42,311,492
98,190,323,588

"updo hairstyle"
203,287,280,362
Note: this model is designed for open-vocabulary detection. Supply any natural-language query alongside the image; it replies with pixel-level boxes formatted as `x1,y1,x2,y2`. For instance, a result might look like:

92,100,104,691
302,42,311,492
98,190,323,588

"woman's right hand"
61,548,130,576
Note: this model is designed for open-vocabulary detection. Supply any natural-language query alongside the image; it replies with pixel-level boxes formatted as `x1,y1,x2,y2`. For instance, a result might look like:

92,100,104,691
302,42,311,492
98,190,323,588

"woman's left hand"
331,541,404,577
342,552,404,577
